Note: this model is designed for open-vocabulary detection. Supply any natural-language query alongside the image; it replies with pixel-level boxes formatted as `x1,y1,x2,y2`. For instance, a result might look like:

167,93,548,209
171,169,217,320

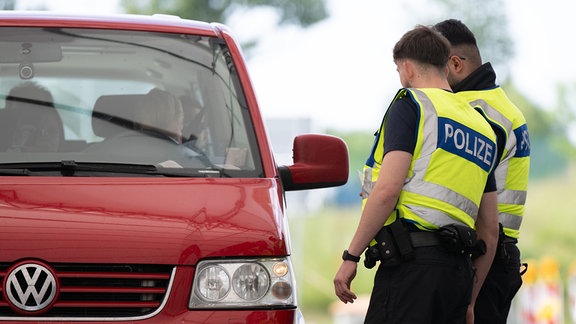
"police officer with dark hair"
333,25,500,323
434,18,531,324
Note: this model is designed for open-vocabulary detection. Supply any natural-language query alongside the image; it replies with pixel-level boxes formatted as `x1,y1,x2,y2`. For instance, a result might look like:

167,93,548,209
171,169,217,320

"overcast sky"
14,0,576,132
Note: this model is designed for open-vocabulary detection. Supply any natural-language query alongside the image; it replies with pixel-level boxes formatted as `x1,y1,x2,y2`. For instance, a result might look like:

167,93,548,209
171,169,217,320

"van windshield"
0,27,262,177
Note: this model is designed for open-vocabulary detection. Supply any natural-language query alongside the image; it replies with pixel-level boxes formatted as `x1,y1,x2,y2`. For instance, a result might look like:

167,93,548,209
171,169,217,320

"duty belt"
409,231,442,247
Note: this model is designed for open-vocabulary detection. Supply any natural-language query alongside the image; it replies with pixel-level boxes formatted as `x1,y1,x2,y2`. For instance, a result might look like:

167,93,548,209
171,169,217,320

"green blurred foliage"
503,81,574,178
504,82,552,138
289,206,374,315
121,0,328,26
0,0,14,10
121,0,328,53
326,129,373,172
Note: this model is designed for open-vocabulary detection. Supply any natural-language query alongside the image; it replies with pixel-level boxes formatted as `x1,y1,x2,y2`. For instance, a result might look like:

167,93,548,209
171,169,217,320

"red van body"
0,12,348,323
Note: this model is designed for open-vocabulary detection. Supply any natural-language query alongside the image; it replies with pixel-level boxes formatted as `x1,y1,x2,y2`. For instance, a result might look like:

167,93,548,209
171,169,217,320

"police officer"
434,19,531,324
333,25,500,323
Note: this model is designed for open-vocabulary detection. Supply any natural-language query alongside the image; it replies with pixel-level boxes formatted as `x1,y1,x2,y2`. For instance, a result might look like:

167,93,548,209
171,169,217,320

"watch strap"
342,250,360,262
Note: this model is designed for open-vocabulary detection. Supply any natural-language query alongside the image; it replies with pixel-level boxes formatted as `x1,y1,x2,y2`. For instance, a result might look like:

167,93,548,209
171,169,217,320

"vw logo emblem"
3,261,58,314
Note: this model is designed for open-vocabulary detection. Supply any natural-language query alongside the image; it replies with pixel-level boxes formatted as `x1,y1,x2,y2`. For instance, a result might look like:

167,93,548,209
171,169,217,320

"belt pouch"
374,227,400,267
389,218,414,260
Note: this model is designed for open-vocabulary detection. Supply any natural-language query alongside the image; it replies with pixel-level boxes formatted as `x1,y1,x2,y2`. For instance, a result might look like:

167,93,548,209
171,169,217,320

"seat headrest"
92,94,146,138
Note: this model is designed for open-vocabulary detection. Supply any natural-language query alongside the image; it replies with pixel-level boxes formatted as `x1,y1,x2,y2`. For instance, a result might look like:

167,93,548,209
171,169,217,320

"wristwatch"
342,250,360,263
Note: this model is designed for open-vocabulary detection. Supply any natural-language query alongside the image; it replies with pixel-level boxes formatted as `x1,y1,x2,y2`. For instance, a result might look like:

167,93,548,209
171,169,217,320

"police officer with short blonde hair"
333,25,500,323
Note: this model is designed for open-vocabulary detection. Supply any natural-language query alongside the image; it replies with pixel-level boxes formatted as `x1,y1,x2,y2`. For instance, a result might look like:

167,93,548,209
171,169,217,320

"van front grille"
0,263,174,320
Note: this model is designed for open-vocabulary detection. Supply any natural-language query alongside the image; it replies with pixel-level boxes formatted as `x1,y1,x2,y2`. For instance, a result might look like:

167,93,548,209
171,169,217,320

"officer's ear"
402,60,416,80
449,55,465,73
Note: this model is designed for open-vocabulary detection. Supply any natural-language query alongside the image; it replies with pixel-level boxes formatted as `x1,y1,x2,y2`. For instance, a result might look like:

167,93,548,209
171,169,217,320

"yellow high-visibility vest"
362,88,497,230
457,87,530,239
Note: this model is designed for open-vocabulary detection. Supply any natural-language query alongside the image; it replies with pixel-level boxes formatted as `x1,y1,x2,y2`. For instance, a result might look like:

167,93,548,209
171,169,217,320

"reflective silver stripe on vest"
471,98,527,230
403,89,477,226
499,212,523,230
498,188,527,205
404,204,469,228
470,99,513,138
471,98,518,159
361,167,375,199
403,178,479,225
494,162,527,204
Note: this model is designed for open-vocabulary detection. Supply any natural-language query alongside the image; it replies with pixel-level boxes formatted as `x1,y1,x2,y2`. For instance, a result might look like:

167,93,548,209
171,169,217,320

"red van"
0,11,348,323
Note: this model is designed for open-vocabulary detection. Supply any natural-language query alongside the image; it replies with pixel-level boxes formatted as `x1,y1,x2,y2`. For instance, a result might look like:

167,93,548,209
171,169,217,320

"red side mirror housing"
279,134,349,191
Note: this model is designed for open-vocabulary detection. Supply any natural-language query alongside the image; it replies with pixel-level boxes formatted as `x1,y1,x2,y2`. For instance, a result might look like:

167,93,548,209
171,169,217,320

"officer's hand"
334,261,358,304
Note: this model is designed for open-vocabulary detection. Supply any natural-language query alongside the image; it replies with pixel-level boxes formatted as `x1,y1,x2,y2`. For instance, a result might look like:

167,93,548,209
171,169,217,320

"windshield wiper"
0,168,31,176
0,161,226,177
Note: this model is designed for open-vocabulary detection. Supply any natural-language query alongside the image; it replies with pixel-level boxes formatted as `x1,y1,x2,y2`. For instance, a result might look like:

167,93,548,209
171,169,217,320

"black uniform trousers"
474,241,522,324
364,245,473,324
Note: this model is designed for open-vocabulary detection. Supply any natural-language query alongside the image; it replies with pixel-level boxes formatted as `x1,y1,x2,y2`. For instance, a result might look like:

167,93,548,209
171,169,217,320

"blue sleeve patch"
437,117,496,172
513,124,530,158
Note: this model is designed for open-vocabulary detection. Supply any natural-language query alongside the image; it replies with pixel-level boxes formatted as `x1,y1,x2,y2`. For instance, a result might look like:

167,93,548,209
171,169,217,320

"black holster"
437,223,486,258
364,218,414,269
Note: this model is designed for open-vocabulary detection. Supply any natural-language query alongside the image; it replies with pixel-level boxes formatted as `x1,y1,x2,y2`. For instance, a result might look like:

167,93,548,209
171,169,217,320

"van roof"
0,10,223,37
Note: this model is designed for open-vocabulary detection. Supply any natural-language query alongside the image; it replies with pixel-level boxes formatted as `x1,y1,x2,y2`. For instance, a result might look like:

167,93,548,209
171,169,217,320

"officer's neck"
408,74,451,91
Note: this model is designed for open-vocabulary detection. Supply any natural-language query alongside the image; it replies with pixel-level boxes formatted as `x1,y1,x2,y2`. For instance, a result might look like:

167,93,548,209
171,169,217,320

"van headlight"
189,258,296,309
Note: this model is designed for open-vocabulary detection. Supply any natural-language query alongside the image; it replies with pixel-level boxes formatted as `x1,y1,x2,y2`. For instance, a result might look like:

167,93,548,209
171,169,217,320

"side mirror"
279,134,349,191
